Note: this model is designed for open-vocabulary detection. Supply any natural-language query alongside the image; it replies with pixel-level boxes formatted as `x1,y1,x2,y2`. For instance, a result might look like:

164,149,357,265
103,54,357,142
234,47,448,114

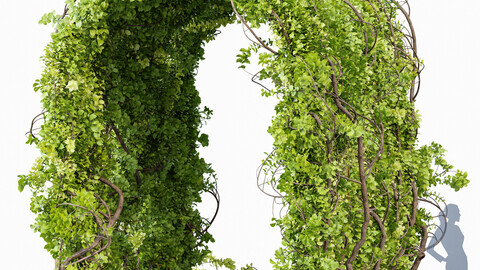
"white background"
0,1,478,269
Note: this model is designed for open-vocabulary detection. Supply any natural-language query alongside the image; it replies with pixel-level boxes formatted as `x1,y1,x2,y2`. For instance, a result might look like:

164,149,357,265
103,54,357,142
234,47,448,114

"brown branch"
381,181,390,223
27,110,45,139
293,54,338,157
230,0,278,55
394,1,417,56
346,137,370,270
409,180,418,227
390,247,405,268
410,225,428,270
201,188,220,235
112,125,141,185
112,125,130,155
308,111,322,127
94,193,111,221
327,58,354,121
342,0,370,55
59,176,123,268
306,87,337,141
58,203,108,268
293,194,307,225
98,177,124,227
418,197,448,249
393,0,420,102
377,0,398,58
60,4,69,20
54,4,70,33
339,174,361,185
271,9,291,46
370,210,386,269
343,0,364,22
323,219,331,253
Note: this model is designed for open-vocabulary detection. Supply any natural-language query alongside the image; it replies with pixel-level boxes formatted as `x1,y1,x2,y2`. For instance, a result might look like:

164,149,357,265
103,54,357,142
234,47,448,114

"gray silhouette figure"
427,204,468,269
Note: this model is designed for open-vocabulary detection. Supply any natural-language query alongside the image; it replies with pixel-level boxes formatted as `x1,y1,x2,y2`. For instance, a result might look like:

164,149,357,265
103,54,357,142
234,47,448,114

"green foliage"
22,0,467,269
195,253,237,270
233,0,468,269
194,252,257,270
22,0,232,269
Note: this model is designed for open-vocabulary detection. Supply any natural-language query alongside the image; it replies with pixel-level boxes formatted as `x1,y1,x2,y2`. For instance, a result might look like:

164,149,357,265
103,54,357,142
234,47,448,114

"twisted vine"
237,0,468,269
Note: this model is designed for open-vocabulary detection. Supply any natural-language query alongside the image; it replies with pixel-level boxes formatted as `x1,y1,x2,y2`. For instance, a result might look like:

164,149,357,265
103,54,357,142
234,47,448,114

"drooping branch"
27,110,45,139
231,0,278,55
201,184,220,235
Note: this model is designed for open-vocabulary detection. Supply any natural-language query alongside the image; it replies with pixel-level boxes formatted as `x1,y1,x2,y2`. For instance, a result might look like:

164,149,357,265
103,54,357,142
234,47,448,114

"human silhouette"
427,204,468,269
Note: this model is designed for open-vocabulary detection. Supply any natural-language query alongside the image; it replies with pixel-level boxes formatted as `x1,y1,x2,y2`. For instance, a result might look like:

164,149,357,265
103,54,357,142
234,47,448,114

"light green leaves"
236,47,252,69
342,123,365,138
445,170,469,192
39,11,58,25
127,229,146,250
196,252,238,270
138,57,150,68
65,138,75,153
17,175,27,192
66,80,78,92
392,161,402,171
235,0,468,269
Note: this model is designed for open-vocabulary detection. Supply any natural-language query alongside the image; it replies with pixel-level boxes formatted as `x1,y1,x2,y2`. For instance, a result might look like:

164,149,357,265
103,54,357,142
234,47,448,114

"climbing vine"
234,0,468,269
20,0,467,269
21,0,232,269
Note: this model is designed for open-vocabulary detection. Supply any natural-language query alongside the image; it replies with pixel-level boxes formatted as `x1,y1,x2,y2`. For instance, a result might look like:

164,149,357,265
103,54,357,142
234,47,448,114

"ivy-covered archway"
21,1,468,269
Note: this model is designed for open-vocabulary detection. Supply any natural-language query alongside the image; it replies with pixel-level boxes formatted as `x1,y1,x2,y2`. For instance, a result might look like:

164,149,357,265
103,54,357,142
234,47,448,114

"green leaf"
18,175,27,192
65,139,75,154
67,80,78,92
198,133,209,147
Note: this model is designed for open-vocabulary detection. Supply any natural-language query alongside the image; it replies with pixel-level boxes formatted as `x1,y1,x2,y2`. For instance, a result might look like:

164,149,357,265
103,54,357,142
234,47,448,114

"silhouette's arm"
427,247,446,262
427,227,446,262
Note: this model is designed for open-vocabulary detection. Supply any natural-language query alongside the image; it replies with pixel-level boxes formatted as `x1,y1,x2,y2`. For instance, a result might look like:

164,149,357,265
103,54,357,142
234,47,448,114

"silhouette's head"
445,204,461,222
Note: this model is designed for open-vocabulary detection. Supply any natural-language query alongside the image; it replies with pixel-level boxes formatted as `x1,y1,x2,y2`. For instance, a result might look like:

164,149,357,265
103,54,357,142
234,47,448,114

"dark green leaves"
198,133,209,147
25,0,234,269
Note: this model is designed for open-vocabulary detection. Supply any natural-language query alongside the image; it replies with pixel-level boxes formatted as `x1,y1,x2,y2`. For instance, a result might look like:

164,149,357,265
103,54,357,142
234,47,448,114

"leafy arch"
21,0,467,269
